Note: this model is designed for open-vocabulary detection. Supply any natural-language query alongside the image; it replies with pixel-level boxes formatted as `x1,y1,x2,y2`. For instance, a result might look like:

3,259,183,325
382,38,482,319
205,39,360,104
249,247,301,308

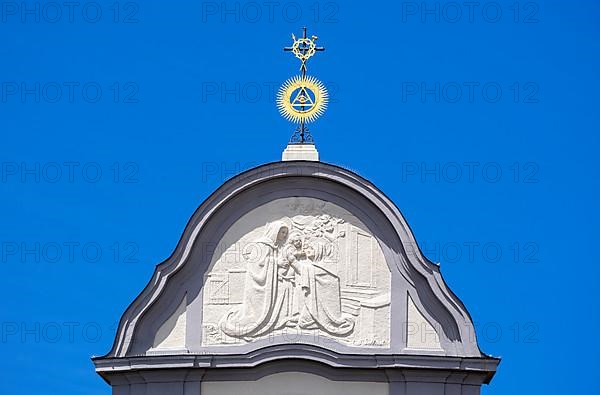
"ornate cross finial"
283,27,325,75
278,28,328,145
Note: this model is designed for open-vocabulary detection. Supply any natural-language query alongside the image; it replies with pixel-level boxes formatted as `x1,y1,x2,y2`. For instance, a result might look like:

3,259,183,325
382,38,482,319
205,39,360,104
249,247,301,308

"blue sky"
0,0,598,393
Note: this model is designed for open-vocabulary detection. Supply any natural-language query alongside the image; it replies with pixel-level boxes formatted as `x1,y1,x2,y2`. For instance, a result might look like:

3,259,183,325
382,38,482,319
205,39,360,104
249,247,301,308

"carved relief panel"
202,197,391,348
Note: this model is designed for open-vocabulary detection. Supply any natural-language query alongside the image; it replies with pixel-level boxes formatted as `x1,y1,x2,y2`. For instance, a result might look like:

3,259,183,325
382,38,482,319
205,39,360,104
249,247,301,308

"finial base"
288,123,315,145
282,144,319,161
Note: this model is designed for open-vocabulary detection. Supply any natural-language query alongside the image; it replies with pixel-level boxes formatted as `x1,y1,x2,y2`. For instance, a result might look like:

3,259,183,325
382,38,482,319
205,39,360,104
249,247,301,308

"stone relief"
202,198,391,348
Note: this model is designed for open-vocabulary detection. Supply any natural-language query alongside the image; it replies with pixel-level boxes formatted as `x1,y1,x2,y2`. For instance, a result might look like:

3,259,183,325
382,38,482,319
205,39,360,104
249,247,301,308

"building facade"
93,149,499,394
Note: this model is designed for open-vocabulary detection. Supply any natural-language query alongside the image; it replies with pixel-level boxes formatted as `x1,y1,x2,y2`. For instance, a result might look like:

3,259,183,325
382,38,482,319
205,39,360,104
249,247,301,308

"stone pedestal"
282,143,319,161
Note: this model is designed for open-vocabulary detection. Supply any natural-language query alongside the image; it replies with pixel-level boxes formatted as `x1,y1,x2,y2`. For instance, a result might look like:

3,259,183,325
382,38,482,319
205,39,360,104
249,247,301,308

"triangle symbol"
291,87,315,109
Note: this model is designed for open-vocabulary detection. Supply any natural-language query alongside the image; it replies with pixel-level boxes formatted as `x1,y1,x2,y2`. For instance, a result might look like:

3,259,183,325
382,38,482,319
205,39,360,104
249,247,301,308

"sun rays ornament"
278,28,327,144
277,75,328,124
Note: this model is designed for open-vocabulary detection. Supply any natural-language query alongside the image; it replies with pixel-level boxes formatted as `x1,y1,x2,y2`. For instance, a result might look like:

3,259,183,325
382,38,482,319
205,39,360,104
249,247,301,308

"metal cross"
284,27,325,77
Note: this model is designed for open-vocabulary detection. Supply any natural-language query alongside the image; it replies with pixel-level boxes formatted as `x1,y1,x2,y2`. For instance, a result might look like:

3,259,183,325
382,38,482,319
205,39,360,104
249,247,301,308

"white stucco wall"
201,372,389,395
406,295,442,350
152,295,186,350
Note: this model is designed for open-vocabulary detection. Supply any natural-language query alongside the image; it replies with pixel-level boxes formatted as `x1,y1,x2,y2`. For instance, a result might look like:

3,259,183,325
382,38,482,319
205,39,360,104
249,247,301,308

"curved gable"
101,161,486,361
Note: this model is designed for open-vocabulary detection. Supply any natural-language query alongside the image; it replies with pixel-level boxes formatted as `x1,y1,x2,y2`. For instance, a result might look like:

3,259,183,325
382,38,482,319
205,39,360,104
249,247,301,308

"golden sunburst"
277,75,328,124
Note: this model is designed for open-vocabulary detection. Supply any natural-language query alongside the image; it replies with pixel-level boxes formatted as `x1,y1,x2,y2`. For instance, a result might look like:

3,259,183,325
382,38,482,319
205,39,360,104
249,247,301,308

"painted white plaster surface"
153,296,186,350
406,295,442,350
201,372,389,395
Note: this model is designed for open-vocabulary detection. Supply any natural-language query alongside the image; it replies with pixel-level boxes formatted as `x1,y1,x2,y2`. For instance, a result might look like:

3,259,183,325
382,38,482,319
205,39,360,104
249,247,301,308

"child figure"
276,231,305,328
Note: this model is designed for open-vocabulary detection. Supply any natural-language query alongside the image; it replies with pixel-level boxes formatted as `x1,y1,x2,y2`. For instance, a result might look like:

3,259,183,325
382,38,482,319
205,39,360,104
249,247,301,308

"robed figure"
220,218,355,340
292,239,354,336
220,220,290,338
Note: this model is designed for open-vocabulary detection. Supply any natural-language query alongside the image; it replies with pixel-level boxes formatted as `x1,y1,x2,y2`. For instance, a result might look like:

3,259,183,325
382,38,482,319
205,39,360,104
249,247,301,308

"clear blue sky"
1,1,598,393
